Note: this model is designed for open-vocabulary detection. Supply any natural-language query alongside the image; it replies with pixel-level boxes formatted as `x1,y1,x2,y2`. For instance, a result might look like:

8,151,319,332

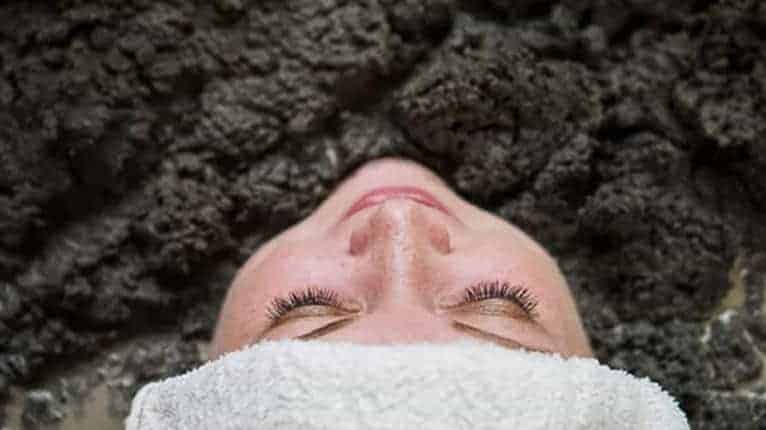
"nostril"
429,223,451,254
349,200,453,256
349,229,369,255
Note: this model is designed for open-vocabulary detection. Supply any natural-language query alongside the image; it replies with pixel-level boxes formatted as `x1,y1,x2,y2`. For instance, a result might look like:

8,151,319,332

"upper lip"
340,186,454,223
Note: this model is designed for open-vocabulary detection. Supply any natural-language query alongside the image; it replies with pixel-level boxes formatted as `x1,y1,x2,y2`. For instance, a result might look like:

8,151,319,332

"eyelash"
459,281,539,319
265,280,539,321
266,287,342,321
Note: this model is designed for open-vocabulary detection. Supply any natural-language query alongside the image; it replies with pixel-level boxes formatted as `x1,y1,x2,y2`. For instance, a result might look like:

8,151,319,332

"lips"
341,186,453,222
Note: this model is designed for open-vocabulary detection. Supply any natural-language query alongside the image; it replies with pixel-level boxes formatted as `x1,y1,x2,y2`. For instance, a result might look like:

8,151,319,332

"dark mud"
1,1,765,428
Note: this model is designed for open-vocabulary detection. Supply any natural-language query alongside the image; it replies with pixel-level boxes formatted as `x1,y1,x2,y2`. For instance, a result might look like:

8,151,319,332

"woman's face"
212,158,593,358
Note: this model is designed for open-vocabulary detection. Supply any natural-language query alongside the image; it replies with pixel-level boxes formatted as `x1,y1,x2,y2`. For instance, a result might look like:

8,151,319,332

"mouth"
341,186,454,223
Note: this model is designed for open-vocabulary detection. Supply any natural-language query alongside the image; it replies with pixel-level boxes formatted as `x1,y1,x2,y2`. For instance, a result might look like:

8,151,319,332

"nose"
350,197,451,265
349,198,451,310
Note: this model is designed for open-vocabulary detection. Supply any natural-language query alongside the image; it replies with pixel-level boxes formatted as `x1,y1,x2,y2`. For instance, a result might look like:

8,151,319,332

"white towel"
125,339,689,429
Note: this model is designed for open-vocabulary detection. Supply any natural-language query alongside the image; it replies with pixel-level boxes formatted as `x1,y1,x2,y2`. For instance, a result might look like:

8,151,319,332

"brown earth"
1,1,765,428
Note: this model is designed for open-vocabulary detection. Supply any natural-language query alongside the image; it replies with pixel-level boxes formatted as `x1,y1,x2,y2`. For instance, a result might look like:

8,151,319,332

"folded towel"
126,339,689,429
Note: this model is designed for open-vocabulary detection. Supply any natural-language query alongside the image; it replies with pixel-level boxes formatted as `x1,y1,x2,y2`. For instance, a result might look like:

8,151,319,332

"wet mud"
1,1,765,428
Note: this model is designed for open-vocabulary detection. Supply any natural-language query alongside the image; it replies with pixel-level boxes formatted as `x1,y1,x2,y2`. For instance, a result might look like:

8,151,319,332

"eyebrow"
450,321,555,354
292,317,556,355
296,317,356,340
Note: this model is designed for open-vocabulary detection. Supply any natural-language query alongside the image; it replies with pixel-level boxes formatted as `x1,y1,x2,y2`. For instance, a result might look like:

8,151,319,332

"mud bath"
1,1,765,429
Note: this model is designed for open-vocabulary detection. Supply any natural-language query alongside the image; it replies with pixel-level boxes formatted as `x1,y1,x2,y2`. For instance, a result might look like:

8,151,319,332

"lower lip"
341,186,454,222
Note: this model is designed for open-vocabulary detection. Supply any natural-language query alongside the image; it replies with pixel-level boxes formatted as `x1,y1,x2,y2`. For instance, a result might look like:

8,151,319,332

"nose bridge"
342,199,457,345
367,199,436,293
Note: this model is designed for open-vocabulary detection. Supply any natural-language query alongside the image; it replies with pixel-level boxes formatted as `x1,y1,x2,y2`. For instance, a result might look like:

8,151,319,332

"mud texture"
1,1,765,429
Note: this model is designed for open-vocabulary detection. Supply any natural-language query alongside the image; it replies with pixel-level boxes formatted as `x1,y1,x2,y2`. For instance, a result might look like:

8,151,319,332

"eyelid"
435,281,540,320
451,299,533,320
272,305,357,326
266,287,362,322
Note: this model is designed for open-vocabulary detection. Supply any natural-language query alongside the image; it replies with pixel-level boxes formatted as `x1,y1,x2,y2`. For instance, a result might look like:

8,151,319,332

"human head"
211,157,593,358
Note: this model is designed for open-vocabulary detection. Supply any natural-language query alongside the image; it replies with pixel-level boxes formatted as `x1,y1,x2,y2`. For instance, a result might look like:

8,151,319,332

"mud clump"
21,390,65,427
1,1,766,428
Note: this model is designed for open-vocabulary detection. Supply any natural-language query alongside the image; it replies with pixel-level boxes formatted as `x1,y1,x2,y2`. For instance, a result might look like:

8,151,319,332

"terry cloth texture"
126,339,689,429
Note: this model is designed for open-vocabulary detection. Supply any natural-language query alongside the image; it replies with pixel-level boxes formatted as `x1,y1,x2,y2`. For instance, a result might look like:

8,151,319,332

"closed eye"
265,281,539,324
450,281,539,321
262,281,547,351
266,287,348,322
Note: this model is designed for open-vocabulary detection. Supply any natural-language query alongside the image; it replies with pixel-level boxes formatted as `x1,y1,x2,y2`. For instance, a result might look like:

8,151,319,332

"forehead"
234,215,320,280
241,240,349,286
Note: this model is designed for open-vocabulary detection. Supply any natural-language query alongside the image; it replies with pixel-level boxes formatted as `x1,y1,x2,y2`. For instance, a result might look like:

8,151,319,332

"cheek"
447,243,584,341
528,281,591,356
212,283,263,355
213,246,363,352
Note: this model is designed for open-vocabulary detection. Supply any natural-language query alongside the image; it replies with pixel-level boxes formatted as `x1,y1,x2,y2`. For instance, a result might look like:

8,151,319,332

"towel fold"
126,339,688,429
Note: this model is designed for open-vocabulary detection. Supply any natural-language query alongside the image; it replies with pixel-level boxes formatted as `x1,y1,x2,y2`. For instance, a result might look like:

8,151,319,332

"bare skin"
211,158,593,359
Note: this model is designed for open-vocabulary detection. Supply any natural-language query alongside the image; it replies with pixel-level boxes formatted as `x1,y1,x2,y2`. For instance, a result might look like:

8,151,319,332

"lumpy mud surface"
1,1,765,428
